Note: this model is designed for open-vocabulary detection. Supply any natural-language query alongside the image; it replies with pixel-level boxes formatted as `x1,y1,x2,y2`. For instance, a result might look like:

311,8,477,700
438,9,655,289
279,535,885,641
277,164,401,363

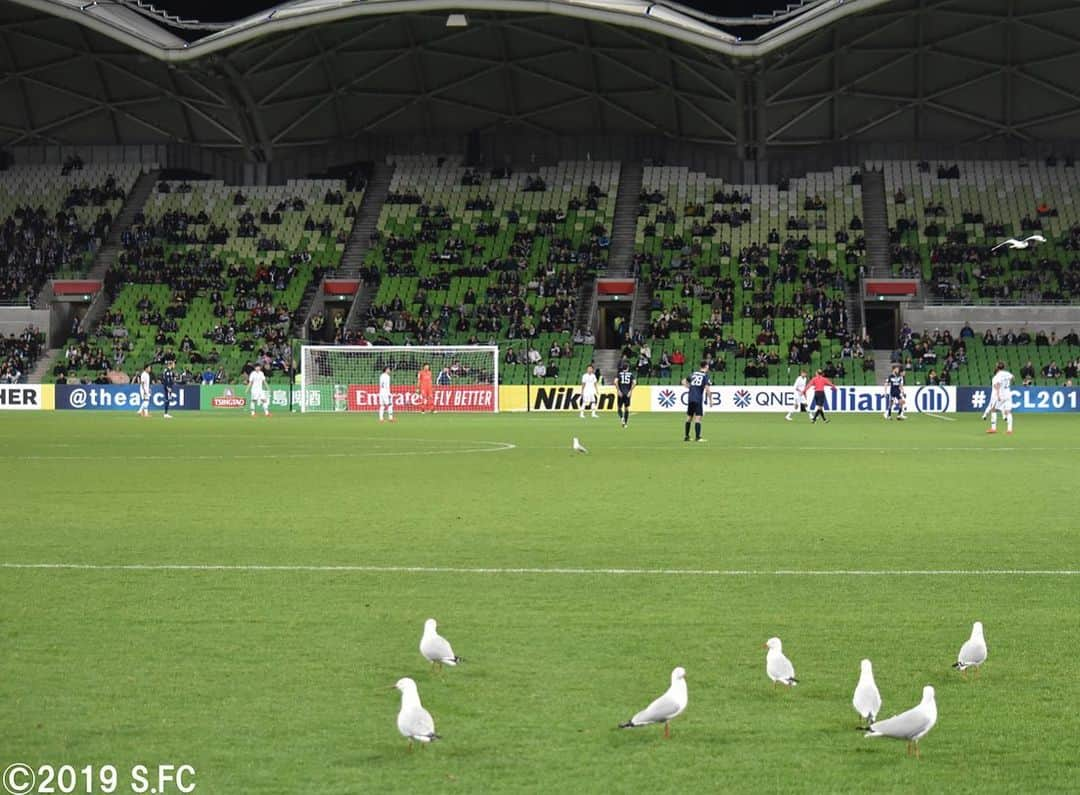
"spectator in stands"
1043,361,1062,380
894,188,906,204
1035,329,1050,346
1065,358,1079,380
532,360,547,379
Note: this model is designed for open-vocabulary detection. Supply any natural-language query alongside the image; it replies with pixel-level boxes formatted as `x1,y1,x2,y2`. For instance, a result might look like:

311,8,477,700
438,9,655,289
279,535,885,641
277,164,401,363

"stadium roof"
3,0,1080,158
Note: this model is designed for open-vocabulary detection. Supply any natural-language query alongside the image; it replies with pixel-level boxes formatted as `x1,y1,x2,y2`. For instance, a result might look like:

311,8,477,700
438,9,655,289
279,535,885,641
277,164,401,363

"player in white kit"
985,360,1014,434
137,364,151,418
378,366,395,422
785,369,809,421
247,363,270,417
579,364,599,418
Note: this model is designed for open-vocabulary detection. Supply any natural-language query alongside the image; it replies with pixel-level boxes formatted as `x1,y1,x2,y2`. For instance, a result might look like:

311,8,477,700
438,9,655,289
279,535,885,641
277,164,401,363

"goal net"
299,345,499,413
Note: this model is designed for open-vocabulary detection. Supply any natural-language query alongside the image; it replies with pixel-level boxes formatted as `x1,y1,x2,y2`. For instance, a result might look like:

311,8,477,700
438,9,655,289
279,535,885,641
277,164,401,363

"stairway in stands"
859,170,891,277
29,168,160,381
338,162,394,278
88,169,159,281
296,162,394,336
590,348,622,380
605,161,643,276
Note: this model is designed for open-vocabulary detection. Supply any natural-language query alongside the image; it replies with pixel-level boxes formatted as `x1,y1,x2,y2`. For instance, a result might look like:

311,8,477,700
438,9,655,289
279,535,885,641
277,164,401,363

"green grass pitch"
1,410,1078,793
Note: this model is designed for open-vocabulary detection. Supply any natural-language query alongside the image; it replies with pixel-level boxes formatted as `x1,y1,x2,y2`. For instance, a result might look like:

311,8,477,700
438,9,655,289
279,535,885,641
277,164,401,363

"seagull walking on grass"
765,637,798,686
991,234,1046,252
853,659,882,725
420,618,463,671
392,677,440,750
572,437,589,454
619,666,688,738
953,620,987,677
865,685,937,758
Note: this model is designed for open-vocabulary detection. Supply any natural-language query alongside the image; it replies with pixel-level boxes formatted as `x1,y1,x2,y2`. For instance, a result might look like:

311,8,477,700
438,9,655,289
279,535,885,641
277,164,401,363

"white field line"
6,440,516,461
0,563,1076,576
921,412,957,422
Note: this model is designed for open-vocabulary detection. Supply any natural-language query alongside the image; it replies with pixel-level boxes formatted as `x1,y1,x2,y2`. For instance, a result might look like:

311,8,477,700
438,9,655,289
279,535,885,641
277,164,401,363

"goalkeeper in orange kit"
417,362,435,412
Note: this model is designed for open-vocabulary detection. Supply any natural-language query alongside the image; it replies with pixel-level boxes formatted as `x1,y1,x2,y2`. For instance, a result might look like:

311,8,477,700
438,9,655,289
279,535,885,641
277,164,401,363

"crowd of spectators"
0,326,43,383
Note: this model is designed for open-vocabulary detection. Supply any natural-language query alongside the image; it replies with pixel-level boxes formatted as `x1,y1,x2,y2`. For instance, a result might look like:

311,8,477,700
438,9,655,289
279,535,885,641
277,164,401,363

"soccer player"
247,362,270,417
417,363,435,413
805,369,837,424
681,360,711,442
614,362,636,428
137,363,151,418
785,369,808,421
986,360,1014,434
884,365,906,420
378,365,395,423
579,364,599,418
161,359,176,419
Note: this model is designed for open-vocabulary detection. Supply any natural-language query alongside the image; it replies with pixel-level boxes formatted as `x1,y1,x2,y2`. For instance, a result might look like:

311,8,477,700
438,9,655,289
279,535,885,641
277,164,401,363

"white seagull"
392,677,440,750
991,234,1046,252
953,620,988,677
852,659,882,725
419,618,463,671
865,685,937,758
619,666,688,738
572,437,589,454
765,637,798,686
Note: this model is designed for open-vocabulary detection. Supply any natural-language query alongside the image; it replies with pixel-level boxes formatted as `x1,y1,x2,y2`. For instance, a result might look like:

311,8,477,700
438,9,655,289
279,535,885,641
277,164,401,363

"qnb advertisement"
348,384,496,412
55,384,201,411
649,385,957,414
957,385,1080,413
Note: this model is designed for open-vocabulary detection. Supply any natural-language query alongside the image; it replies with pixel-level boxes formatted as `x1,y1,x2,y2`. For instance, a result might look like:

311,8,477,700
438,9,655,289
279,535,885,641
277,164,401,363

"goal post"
299,345,499,413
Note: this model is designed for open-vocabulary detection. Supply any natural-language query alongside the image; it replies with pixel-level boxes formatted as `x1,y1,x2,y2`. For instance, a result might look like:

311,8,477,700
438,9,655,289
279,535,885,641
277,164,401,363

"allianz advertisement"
55,384,201,411
648,385,957,413
956,385,1080,413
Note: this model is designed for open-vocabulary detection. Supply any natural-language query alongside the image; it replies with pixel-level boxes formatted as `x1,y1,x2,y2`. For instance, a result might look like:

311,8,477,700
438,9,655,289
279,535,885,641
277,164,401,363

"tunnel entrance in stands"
866,305,899,349
597,301,632,349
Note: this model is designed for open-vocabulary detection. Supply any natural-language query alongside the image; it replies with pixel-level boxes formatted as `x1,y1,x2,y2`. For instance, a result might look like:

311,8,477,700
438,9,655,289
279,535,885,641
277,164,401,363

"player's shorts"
379,392,393,406
995,395,1013,412
251,390,267,404
889,387,904,399
582,390,598,406
617,391,631,409
812,391,828,408
686,399,703,417
793,392,808,407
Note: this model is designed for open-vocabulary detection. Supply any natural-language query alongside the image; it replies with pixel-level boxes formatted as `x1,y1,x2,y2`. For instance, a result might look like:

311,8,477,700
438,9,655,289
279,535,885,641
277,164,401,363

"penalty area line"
0,563,1076,576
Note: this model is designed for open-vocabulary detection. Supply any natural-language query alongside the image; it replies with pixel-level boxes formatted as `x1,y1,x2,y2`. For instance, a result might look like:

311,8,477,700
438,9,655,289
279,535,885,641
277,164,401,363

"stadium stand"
350,156,618,383
880,160,1080,303
895,323,1080,387
55,178,362,384
0,160,145,303
1,325,44,383
628,165,875,385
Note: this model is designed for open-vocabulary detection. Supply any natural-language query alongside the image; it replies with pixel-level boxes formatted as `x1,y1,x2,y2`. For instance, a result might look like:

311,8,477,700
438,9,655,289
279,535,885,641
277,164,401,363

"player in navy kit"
615,363,636,428
681,361,711,442
884,365,906,420
161,359,176,419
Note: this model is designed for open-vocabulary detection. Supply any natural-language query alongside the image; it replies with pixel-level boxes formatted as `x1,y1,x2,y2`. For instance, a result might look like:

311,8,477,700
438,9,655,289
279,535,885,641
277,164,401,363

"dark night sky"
157,1,798,24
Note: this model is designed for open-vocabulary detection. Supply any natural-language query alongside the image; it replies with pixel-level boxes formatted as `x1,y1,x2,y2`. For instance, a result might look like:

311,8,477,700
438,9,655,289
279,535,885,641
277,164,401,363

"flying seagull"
865,685,937,758
853,659,882,726
991,234,1046,252
619,666,688,738
765,637,798,686
420,618,463,671
392,677,440,750
953,620,987,677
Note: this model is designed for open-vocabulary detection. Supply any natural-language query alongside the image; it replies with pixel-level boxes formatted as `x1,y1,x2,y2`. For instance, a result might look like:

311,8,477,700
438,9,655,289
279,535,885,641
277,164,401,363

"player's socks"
990,411,998,431
1006,414,1013,432
694,422,701,440
684,420,691,440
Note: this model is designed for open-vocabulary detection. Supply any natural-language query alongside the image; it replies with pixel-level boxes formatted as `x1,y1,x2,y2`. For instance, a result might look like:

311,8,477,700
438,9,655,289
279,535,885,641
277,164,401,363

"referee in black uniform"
161,359,176,418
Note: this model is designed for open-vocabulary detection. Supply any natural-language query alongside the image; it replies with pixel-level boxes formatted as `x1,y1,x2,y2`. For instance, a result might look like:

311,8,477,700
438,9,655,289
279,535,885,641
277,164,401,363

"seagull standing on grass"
619,666,688,738
765,637,798,686
572,437,589,454
852,659,882,725
419,618,463,671
865,685,937,758
392,677,440,750
953,620,987,677
990,234,1046,252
